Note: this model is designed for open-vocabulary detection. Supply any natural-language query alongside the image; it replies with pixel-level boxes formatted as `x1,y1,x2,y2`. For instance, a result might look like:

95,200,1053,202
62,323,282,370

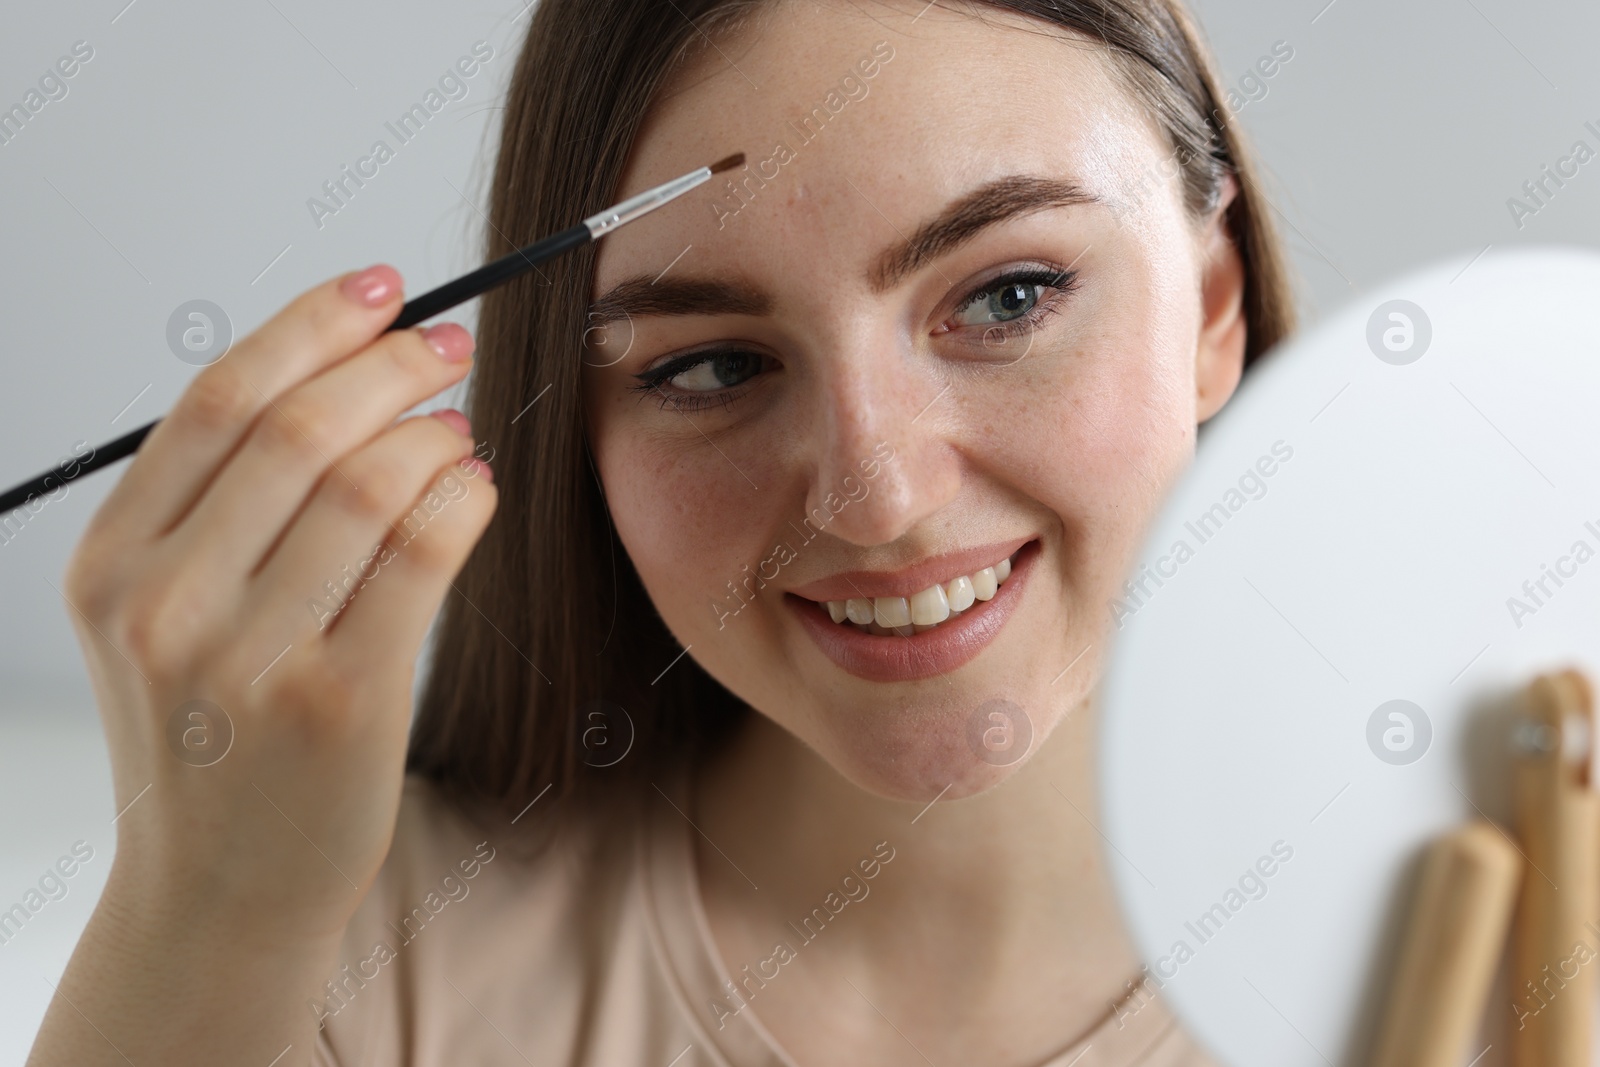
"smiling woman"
399,0,1291,1062
29,1,1295,1066
429,0,1287,793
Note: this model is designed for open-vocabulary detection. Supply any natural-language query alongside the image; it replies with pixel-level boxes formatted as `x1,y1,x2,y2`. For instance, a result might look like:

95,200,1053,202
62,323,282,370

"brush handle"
1512,669,1600,1067
0,422,157,516
390,224,588,330
0,223,591,519
1369,820,1521,1067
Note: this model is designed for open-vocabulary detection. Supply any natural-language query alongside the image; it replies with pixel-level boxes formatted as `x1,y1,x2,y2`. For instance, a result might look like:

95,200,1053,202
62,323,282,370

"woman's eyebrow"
588,275,767,329
586,173,1099,327
869,174,1100,292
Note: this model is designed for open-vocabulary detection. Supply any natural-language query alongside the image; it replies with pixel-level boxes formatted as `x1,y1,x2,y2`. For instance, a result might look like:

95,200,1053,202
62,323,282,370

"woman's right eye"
632,348,773,406
662,350,765,392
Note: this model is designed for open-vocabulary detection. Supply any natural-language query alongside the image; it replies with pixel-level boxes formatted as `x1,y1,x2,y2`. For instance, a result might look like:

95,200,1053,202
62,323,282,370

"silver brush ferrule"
583,167,713,240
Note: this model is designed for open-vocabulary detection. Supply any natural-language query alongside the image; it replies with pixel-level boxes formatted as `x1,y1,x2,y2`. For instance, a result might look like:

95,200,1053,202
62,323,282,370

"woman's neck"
692,694,1144,1063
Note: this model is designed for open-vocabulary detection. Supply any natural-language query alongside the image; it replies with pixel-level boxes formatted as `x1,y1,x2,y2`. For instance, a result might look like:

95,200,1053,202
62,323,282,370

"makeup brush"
0,153,746,518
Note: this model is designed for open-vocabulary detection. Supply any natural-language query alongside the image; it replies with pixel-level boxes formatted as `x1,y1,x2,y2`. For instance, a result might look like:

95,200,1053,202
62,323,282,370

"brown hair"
407,0,1297,829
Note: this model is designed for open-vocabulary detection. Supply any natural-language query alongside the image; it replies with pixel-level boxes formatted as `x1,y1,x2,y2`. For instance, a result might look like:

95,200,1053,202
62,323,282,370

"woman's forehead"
591,2,1161,296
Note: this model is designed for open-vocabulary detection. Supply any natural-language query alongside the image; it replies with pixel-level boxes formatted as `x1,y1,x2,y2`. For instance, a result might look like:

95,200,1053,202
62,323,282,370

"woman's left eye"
948,267,1079,332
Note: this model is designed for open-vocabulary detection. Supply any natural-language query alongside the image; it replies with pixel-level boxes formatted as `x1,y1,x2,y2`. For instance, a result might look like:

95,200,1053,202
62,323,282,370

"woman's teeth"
822,554,1015,637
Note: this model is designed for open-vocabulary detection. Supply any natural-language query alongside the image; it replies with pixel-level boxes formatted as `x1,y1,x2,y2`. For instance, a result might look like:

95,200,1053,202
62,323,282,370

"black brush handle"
0,224,591,518
0,424,154,516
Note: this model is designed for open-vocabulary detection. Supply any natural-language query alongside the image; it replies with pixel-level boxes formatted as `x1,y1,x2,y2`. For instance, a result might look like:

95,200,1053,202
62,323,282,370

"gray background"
1,0,1595,1059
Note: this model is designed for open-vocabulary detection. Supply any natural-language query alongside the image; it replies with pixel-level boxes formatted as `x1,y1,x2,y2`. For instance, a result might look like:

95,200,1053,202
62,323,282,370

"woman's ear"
1194,173,1247,424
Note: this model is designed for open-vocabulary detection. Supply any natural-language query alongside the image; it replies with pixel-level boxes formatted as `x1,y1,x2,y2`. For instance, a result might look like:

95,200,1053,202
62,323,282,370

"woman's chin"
810,693,1051,805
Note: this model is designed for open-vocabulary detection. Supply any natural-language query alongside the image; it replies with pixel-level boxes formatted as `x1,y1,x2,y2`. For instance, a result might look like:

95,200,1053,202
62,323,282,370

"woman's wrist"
27,864,352,1067
96,856,356,960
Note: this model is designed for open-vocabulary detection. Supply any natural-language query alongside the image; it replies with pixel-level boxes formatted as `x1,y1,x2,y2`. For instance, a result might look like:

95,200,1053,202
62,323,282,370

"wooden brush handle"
1512,668,1600,1067
1369,820,1520,1067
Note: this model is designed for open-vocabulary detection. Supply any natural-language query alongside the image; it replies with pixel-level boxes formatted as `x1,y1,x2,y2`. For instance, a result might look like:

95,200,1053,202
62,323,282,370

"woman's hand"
29,265,497,1067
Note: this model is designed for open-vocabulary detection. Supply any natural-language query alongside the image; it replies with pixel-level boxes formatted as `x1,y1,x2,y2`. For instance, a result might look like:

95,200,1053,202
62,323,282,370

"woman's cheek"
603,440,769,639
1082,343,1199,598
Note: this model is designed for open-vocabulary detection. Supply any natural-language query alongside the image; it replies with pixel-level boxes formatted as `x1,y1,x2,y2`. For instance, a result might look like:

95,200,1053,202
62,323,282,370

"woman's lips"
785,540,1040,682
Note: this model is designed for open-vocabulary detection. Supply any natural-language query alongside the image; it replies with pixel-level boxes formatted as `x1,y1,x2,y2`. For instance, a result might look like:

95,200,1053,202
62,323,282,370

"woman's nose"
804,346,961,548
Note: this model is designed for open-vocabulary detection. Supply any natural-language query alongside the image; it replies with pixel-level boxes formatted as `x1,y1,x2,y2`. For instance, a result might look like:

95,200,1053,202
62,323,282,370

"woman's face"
585,0,1245,802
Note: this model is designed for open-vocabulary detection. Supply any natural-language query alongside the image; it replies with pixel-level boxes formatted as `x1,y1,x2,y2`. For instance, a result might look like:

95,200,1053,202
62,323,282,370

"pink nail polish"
341,264,402,307
422,322,474,362
460,457,493,483
429,408,472,436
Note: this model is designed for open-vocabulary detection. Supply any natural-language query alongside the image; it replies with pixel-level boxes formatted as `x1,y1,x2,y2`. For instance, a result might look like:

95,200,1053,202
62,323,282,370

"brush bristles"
709,153,745,175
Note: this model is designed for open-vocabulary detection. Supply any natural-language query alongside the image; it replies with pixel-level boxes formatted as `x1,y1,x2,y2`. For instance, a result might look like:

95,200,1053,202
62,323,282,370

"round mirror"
1099,246,1600,1067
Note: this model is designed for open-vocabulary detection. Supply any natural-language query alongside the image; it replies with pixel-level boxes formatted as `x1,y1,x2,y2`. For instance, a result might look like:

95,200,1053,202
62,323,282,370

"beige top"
311,775,1220,1067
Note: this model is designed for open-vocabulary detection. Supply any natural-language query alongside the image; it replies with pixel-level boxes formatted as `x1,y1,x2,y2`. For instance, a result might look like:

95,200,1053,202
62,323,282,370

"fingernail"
460,457,493,483
429,408,472,436
422,322,475,363
341,264,402,307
